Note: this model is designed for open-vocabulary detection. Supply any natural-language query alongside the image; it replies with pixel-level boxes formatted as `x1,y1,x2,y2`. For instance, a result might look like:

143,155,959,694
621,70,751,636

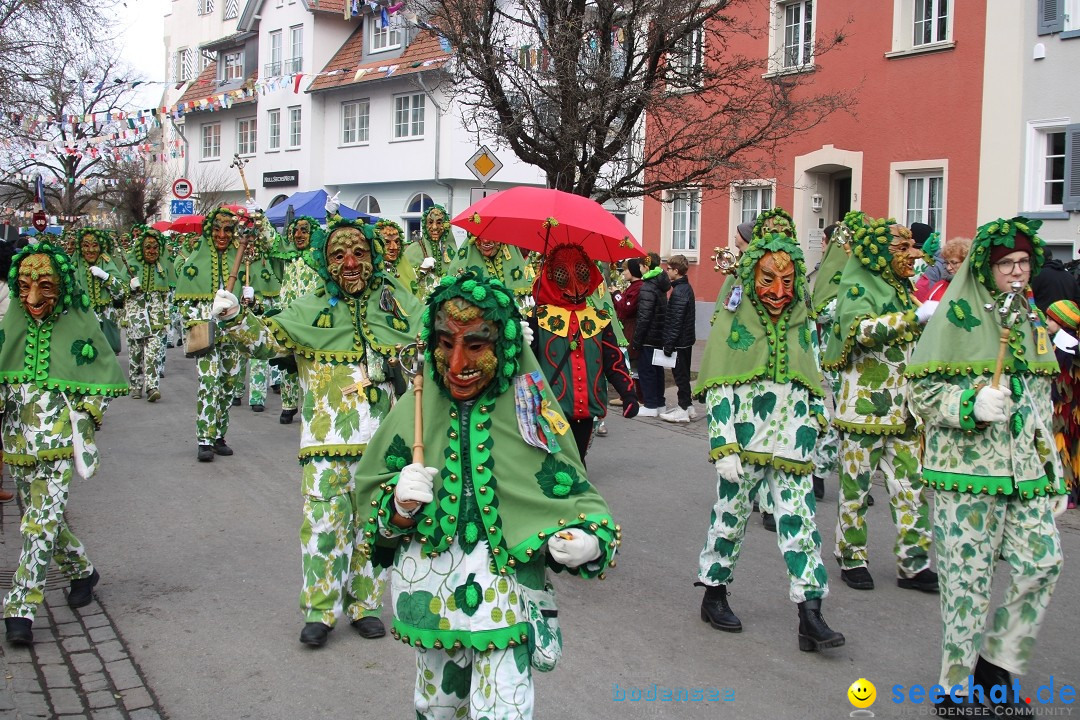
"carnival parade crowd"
1,193,1077,718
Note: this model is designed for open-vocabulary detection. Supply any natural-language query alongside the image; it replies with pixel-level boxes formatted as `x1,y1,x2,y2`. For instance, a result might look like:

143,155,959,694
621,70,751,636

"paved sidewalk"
0,495,166,719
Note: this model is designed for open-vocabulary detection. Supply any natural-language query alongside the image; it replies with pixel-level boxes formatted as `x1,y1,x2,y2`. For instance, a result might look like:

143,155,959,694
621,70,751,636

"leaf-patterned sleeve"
909,375,973,431
104,274,126,301
855,310,918,349
705,385,739,460
218,308,290,360
74,393,110,428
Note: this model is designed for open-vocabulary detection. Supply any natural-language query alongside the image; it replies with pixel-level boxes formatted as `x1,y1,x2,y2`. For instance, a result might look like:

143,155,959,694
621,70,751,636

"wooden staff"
411,340,427,464
991,326,1010,389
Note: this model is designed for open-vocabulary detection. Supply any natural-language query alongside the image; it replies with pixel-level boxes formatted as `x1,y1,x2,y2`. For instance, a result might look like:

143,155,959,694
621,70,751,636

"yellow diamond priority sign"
466,145,503,184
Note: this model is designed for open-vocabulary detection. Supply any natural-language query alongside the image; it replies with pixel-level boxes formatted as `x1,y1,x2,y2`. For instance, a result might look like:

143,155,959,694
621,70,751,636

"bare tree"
416,0,855,202
101,156,170,228
189,164,240,214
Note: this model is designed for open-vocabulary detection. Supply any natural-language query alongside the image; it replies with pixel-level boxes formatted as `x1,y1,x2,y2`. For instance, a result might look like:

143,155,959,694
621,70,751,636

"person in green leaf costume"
273,215,324,424
448,233,533,307
822,218,937,593
1,242,129,647
692,231,845,653
906,217,1066,716
405,204,458,299
211,217,423,649
124,228,172,402
72,227,128,351
376,219,419,300
235,215,283,413
352,272,619,720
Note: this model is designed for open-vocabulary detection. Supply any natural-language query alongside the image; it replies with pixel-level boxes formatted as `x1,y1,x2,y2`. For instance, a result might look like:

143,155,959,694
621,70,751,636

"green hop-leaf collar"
310,217,384,300
272,215,323,260
969,216,1047,295
421,271,523,402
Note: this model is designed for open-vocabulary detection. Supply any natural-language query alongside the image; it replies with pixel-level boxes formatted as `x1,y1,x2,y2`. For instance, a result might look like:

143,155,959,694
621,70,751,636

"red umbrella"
450,186,644,262
150,221,173,232
169,215,205,233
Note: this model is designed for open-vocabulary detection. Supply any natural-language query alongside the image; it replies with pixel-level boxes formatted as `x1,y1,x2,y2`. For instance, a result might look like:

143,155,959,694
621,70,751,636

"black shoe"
272,384,281,394
350,617,386,639
812,476,825,500
974,656,1034,716
251,404,265,413
796,598,845,652
761,512,776,532
280,409,297,424
752,501,760,513
5,617,33,646
68,569,100,609
198,445,215,462
166,342,175,348
300,622,331,647
898,568,940,594
232,397,241,406
840,567,875,590
932,692,993,717
212,438,233,456
867,493,875,507
699,584,742,633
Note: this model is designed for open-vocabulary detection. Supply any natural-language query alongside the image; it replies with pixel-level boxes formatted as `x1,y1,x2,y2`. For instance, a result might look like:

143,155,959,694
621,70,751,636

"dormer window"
223,51,244,82
371,20,402,53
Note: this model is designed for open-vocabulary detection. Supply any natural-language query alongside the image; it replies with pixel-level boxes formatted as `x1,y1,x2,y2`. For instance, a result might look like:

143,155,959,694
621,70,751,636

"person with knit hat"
693,230,845,652
907,216,1067,716
709,221,755,327
2,242,129,646
1046,298,1080,507
823,217,937,593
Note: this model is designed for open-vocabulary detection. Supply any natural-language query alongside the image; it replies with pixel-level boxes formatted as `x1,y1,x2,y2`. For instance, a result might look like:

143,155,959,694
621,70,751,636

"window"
267,30,282,76
664,190,701,256
913,0,949,46
739,186,773,225
287,25,303,74
668,28,703,89
341,99,370,145
904,173,943,229
393,93,425,139
782,1,814,68
1024,122,1080,213
223,51,244,82
355,195,381,214
404,193,435,243
201,51,215,70
197,0,214,15
176,48,196,81
1040,131,1066,207
237,117,257,156
224,0,239,19
267,109,281,151
288,106,302,148
201,123,221,160
371,18,403,52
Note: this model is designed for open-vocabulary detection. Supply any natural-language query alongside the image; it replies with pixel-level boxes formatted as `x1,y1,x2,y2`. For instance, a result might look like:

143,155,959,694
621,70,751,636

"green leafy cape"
811,240,850,314
448,239,533,299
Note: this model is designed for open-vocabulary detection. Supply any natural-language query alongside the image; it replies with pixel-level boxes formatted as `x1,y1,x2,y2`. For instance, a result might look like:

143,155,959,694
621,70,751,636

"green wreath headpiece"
737,231,809,306
8,241,91,316
421,204,449,242
851,216,906,277
311,217,383,299
132,228,165,264
74,227,115,259
420,272,523,402
200,205,243,240
969,216,1046,294
752,207,797,241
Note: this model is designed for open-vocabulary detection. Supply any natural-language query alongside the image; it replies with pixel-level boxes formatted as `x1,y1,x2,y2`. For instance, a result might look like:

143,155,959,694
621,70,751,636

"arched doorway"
794,146,864,269
402,192,435,245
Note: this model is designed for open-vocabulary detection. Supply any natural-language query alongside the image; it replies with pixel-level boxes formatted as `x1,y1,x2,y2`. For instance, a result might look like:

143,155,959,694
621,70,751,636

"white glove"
90,266,110,281
245,199,262,215
129,277,141,291
547,528,601,568
241,285,255,301
915,300,939,325
419,256,436,271
973,386,1008,423
325,191,340,216
715,454,743,483
1051,494,1068,518
520,320,534,346
210,289,240,320
394,462,438,516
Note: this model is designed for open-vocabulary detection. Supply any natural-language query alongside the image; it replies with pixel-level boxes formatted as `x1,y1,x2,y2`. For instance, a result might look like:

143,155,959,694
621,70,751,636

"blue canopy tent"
21,226,64,236
265,189,377,227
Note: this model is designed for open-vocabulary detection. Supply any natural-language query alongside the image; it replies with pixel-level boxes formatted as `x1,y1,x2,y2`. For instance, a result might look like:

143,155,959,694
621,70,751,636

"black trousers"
671,347,693,409
569,417,593,467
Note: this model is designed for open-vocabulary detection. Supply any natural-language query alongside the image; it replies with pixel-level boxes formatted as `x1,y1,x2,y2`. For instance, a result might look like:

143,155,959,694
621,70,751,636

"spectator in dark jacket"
612,259,644,363
1031,246,1080,312
632,252,669,416
660,254,696,423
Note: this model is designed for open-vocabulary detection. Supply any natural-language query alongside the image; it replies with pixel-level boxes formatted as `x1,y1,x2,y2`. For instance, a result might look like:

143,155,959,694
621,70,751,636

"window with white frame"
371,18,403,52
267,109,281,151
288,106,302,148
201,51,215,70
268,31,282,76
237,117,257,156
1069,0,1080,31
1026,124,1068,211
223,51,244,81
913,0,949,46
889,0,953,55
667,28,704,89
287,25,303,74
197,0,214,15
224,0,239,20
201,123,221,160
903,173,944,229
355,195,381,214
177,48,196,81
404,193,435,243
341,99,370,145
665,190,701,255
393,93,425,139
782,1,814,68
739,185,773,225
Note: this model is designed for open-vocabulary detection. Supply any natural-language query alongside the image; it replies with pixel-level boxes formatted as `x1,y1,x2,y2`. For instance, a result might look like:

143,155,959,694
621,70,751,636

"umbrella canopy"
263,189,377,227
169,215,205,233
151,221,173,232
450,186,644,262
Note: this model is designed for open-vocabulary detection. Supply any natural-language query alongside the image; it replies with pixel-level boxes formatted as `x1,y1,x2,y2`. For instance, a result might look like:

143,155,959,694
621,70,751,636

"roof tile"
177,65,259,112
308,28,449,93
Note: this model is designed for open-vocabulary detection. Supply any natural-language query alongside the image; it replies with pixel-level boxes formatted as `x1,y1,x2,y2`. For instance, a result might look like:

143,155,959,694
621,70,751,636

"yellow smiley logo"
848,678,876,709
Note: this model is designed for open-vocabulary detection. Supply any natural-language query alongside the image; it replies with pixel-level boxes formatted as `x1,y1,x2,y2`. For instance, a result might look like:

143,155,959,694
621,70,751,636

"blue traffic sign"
171,199,194,216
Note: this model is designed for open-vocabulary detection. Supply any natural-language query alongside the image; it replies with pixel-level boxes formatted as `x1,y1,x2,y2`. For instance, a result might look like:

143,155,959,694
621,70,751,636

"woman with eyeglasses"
915,236,972,303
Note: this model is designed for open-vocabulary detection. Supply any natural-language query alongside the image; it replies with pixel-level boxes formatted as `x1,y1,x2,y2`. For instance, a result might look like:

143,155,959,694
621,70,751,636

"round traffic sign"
172,178,193,199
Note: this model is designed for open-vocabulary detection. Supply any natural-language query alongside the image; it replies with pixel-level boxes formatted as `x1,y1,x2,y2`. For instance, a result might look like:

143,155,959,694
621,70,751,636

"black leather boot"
812,476,825,500
213,438,233,456
68,569,100,609
197,445,215,462
974,656,1034,716
699,584,742,633
5,617,33,646
761,512,776,532
350,617,386,638
797,598,845,652
280,409,297,425
300,622,332,647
